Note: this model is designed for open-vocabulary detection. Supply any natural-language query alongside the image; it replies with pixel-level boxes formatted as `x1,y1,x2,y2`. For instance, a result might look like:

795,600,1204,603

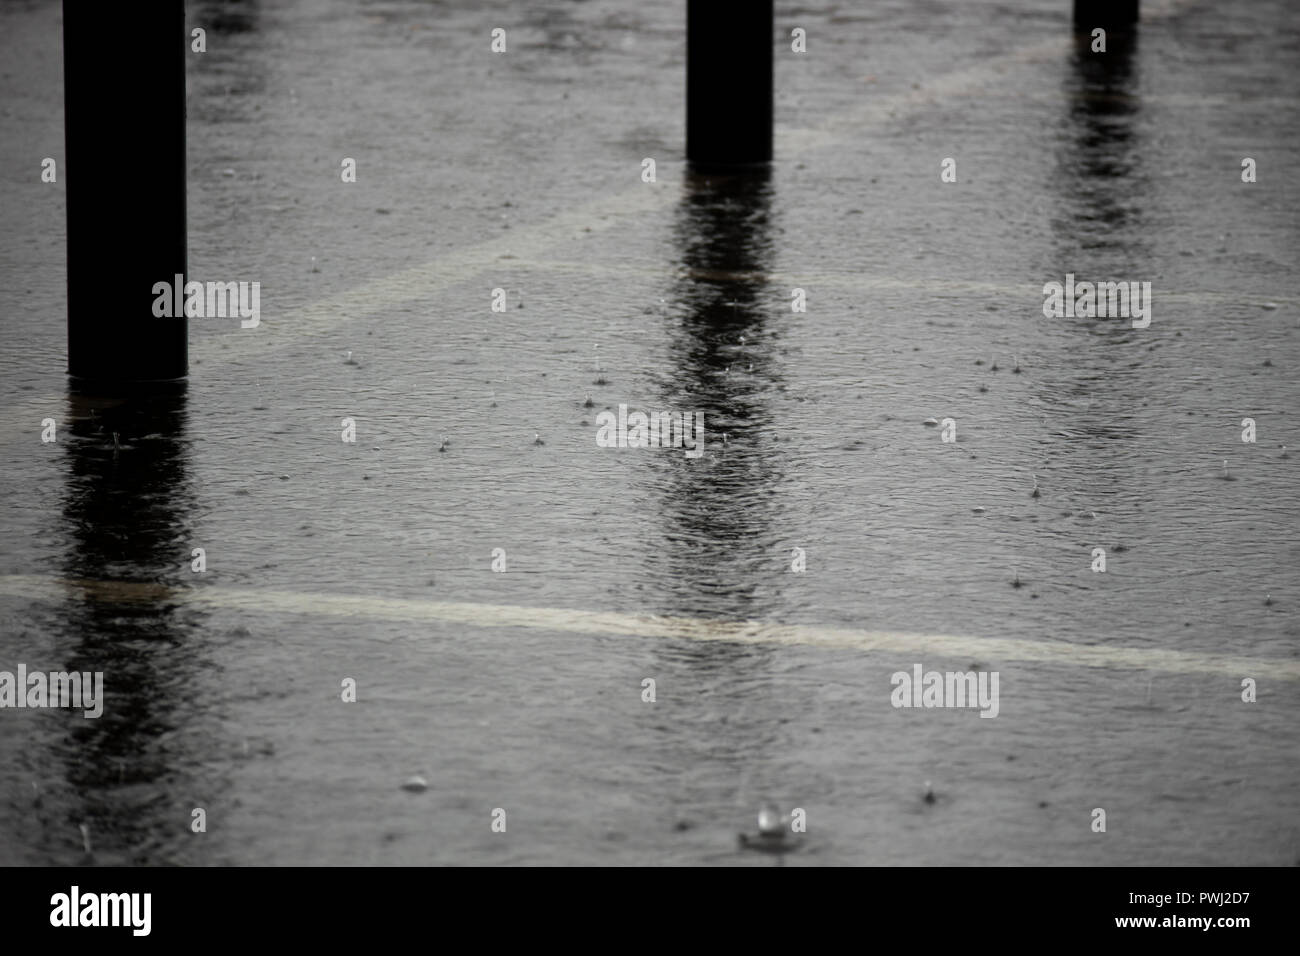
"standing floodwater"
0,0,1297,866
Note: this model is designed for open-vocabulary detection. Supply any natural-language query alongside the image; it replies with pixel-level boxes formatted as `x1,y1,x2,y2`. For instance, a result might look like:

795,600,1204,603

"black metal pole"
687,0,773,170
1074,0,1139,31
64,1,187,386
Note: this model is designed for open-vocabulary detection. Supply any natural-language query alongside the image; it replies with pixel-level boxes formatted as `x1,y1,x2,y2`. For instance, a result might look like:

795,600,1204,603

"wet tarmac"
1,0,1298,865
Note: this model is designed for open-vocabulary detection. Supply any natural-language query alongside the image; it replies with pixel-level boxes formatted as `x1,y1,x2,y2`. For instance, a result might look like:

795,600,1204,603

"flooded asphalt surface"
1,0,1299,865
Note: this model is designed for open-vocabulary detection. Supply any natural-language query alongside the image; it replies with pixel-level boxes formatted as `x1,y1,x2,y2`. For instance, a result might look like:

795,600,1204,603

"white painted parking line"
1,573,1294,680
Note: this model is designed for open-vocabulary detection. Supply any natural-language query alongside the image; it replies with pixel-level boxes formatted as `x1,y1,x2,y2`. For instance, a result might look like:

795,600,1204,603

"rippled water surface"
1,0,1298,865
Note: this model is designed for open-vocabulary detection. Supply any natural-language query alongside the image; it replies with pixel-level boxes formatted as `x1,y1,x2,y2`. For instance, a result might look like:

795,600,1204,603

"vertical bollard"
64,1,187,386
1074,0,1139,31
687,0,773,170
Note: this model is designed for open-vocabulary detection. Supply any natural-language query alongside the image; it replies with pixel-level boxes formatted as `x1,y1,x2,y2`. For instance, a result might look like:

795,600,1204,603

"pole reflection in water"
1054,29,1146,256
1038,32,1147,523
641,166,788,628
630,169,824,849
24,385,218,865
